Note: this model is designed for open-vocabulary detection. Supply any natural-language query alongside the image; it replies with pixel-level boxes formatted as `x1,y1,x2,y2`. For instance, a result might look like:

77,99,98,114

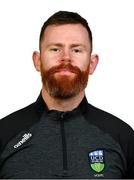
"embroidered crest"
88,150,105,173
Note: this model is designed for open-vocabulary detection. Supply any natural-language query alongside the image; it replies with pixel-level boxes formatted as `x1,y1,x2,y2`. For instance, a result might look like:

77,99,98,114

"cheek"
83,55,90,69
41,52,60,66
74,56,90,71
44,50,61,61
40,53,53,70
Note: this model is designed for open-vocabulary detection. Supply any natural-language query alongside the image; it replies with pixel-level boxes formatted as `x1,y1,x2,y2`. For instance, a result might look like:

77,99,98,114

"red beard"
41,63,89,99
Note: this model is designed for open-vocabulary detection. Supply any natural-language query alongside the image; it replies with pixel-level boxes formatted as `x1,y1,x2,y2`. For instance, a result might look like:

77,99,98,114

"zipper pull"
60,112,66,119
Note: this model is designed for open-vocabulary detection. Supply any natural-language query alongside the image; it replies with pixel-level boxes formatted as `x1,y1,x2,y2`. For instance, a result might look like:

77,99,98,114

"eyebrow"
47,43,87,49
70,44,86,49
46,43,63,48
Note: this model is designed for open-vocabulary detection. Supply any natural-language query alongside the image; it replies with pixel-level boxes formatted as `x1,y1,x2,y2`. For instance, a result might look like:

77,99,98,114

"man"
0,11,134,179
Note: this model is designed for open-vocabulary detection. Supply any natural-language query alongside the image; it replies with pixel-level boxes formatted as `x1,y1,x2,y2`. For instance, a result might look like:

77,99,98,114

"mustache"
46,63,81,74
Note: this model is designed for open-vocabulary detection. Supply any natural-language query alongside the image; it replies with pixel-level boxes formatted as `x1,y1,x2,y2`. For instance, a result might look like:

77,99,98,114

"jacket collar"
35,92,89,118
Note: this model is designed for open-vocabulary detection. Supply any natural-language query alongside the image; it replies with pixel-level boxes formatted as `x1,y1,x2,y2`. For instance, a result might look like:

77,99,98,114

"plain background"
0,0,134,129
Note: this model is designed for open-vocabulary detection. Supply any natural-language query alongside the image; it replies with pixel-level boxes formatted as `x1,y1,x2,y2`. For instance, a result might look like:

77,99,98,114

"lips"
55,69,75,76
45,64,80,75
56,68,73,72
54,66,78,74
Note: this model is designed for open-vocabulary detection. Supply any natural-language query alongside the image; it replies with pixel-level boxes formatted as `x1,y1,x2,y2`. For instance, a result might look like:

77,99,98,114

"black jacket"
0,94,134,179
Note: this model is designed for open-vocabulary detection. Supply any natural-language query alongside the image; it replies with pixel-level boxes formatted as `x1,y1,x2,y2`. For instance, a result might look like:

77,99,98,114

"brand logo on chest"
13,133,32,149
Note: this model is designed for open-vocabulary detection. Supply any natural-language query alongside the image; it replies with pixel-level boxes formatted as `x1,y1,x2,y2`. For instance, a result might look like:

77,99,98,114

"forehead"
42,24,90,46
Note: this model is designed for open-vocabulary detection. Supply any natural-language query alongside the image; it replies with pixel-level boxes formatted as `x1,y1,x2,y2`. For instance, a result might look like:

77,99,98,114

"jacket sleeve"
119,125,134,178
126,130,134,178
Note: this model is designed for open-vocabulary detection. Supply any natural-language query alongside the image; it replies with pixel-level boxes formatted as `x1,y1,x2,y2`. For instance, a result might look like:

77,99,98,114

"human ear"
89,54,99,75
32,51,41,72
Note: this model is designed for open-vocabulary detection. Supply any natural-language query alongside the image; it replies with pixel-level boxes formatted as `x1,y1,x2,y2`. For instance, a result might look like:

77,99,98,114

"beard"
41,63,89,99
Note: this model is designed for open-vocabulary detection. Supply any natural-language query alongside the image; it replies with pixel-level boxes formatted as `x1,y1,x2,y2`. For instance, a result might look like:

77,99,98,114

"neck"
41,88,85,112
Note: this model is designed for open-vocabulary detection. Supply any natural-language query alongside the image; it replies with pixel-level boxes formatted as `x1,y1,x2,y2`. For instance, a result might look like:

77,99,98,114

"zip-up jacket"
0,94,134,179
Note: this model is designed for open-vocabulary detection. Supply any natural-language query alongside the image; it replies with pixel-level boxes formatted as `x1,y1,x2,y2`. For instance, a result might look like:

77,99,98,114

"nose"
60,48,71,63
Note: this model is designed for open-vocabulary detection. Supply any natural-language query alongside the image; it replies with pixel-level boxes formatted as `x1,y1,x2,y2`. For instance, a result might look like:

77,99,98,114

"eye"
72,48,82,53
50,48,60,52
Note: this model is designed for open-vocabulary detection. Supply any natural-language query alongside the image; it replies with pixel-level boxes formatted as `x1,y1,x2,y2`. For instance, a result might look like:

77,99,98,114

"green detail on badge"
91,163,104,173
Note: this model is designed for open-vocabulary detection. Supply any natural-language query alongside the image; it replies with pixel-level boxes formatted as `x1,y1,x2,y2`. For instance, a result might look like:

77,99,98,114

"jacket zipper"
60,113,68,173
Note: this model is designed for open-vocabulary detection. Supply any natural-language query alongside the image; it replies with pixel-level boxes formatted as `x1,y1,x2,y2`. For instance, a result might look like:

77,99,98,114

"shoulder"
85,103,134,137
0,102,37,127
0,102,38,151
85,103,134,143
